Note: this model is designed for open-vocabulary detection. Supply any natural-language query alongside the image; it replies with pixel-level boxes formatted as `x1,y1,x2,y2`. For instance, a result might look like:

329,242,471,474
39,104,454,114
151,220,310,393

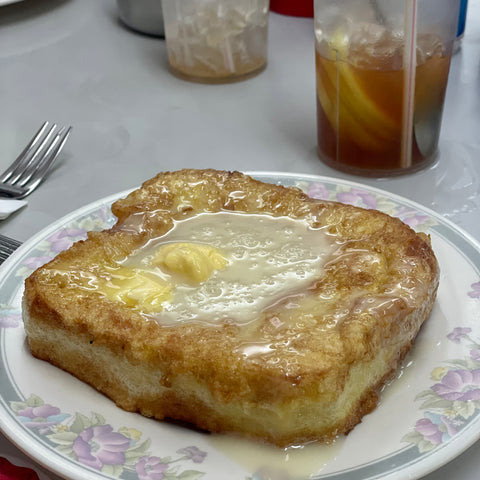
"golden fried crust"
23,169,440,447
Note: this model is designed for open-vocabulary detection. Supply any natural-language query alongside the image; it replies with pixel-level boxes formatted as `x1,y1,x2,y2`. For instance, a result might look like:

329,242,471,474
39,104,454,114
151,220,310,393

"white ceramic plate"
0,172,479,480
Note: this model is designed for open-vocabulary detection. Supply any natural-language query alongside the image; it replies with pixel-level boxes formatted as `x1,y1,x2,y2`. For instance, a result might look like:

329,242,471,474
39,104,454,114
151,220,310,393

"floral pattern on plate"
468,281,480,299
403,325,480,452
9,395,207,480
0,305,22,329
1,174,479,480
13,204,114,279
294,180,438,231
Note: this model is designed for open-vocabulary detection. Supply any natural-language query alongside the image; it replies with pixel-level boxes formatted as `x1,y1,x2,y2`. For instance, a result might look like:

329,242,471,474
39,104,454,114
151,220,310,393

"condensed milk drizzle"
124,211,336,326
42,207,431,365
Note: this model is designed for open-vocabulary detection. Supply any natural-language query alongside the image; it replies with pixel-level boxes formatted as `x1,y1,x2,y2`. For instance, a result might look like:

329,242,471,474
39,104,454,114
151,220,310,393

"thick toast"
23,169,439,446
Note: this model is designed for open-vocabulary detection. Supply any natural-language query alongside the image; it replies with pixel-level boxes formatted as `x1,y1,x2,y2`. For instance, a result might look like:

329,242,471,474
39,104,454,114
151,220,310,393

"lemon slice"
317,56,388,151
316,30,400,151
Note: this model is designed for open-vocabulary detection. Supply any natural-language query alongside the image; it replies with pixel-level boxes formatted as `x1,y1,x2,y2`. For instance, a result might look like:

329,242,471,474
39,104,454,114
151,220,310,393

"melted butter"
125,212,335,325
96,266,172,313
153,242,228,283
48,266,172,314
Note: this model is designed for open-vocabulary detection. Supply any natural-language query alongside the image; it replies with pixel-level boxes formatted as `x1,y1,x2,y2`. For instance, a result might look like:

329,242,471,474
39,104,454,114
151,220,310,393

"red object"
270,0,314,17
0,457,40,480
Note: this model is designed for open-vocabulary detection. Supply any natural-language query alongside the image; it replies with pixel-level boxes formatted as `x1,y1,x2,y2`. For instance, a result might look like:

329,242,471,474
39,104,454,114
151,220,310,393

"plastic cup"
162,0,269,84
117,0,164,37
314,0,460,176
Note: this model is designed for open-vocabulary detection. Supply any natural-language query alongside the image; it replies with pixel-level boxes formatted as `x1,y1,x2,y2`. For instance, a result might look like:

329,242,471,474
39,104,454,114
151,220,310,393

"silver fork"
0,234,22,265
0,121,72,199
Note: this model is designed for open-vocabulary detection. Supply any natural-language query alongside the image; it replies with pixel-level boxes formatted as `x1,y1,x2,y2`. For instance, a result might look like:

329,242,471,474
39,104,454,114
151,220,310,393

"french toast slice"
23,169,439,447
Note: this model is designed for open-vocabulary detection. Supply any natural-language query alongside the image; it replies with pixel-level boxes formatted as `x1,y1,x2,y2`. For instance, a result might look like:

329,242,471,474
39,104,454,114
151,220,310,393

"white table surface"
0,0,479,479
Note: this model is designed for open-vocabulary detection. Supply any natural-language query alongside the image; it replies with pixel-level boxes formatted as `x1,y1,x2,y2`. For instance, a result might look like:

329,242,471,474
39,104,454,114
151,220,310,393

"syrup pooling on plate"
123,211,336,325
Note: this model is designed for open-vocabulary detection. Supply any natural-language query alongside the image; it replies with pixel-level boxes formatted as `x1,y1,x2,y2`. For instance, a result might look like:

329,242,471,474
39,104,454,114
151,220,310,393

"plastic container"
117,0,164,37
314,0,460,177
162,0,269,83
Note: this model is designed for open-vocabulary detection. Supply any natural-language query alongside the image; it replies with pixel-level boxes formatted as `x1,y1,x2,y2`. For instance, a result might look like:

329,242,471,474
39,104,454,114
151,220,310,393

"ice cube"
416,33,446,63
345,23,407,69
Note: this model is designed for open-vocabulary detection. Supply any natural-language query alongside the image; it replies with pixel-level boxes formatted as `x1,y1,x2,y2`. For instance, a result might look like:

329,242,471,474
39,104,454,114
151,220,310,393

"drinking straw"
400,0,418,168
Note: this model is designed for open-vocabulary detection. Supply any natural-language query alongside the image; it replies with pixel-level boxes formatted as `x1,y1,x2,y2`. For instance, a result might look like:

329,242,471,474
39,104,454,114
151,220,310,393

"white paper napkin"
0,199,27,220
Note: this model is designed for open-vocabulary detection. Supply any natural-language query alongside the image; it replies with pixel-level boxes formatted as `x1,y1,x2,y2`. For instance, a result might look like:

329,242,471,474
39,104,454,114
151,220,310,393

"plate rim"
0,171,479,480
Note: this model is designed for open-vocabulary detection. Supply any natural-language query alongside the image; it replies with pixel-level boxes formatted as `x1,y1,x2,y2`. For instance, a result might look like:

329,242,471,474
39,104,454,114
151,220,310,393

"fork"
0,122,72,199
0,234,22,265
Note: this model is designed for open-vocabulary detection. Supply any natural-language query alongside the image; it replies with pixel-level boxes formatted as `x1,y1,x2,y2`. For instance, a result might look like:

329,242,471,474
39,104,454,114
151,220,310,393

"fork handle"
0,184,27,198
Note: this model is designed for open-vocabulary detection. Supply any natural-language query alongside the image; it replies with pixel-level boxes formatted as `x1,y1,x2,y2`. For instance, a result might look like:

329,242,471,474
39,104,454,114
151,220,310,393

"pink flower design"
414,414,458,445
394,206,430,228
18,404,60,420
17,404,67,434
47,228,87,253
414,418,443,445
72,425,130,470
470,349,480,361
23,256,52,270
400,214,430,229
177,446,207,463
306,182,330,200
447,327,472,343
432,369,480,401
0,311,21,329
336,188,377,209
468,282,480,299
136,456,169,480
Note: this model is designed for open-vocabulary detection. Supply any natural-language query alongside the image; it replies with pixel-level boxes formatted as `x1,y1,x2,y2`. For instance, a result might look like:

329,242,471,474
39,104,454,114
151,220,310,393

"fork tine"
0,121,49,182
21,126,73,192
18,126,64,187
0,234,22,249
8,123,58,185
0,122,72,199
0,234,22,264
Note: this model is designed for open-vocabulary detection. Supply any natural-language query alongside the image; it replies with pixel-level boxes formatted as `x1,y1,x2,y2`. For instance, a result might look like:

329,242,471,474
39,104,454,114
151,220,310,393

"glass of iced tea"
314,0,460,176
162,0,269,84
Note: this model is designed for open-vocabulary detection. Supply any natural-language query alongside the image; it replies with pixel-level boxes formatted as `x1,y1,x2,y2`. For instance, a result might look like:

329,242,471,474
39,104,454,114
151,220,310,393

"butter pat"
98,266,171,313
81,243,228,314
153,242,228,283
